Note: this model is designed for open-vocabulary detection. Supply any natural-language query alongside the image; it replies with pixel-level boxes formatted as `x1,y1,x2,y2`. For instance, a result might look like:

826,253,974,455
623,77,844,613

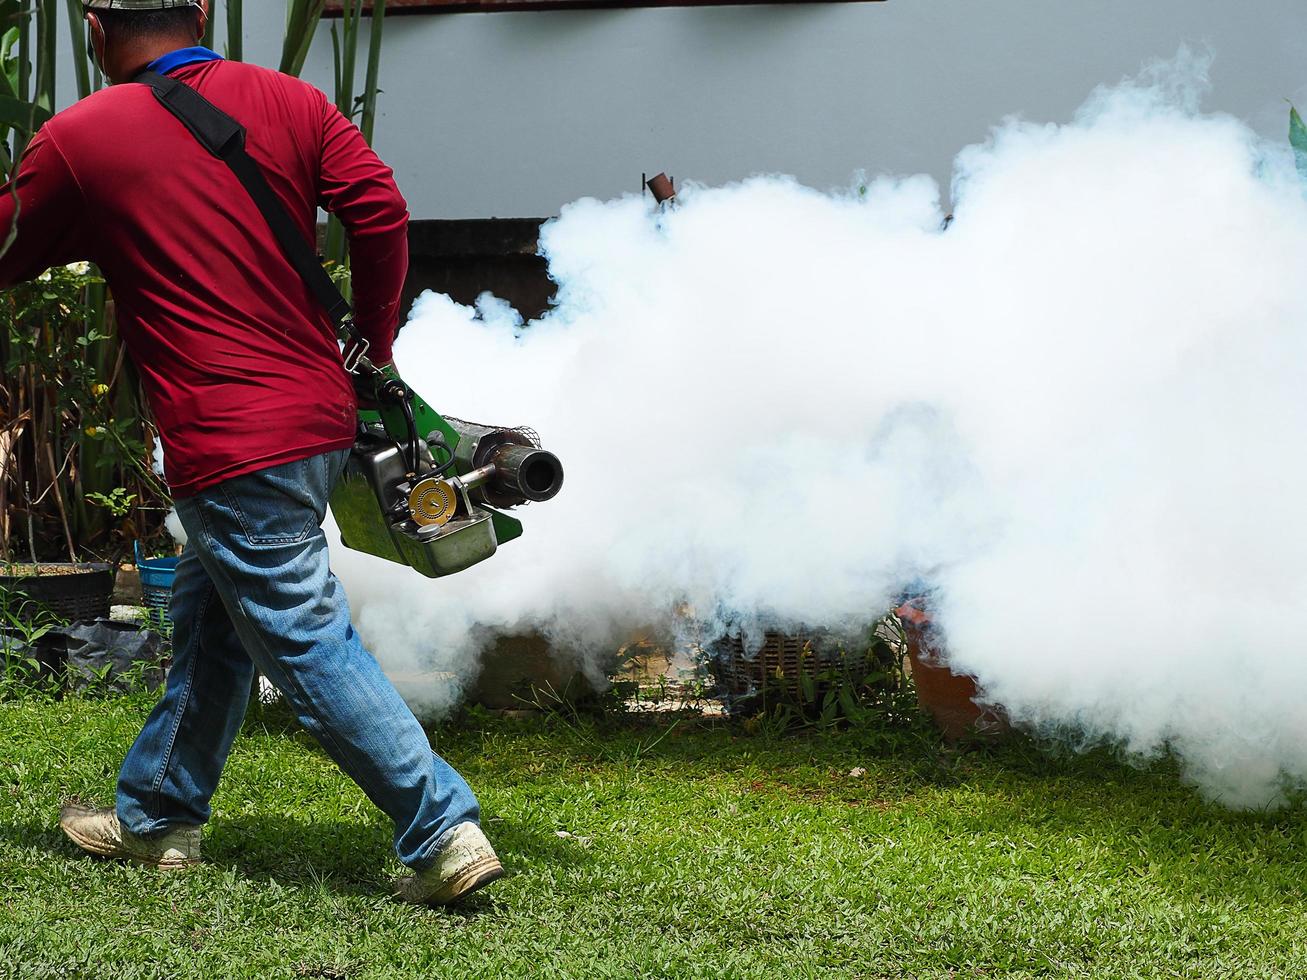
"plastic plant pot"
135,542,179,634
0,563,114,625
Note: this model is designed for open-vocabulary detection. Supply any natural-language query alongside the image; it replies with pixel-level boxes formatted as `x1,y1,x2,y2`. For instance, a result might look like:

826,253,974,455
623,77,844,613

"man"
0,0,503,905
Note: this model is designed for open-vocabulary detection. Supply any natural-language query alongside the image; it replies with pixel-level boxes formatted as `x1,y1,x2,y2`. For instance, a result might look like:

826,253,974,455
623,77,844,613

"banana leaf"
0,93,49,131
1,26,20,98
1291,106,1307,183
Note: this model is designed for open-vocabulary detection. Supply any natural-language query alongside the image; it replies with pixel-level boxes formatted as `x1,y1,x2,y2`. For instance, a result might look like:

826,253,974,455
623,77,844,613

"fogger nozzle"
486,444,564,503
444,418,565,508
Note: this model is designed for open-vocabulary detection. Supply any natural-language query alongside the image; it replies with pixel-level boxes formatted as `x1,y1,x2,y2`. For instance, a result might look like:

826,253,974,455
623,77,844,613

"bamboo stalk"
0,423,19,564
34,0,55,115
44,442,75,563
64,0,92,100
333,0,358,118
226,0,242,62
24,482,35,565
13,0,30,163
77,263,113,551
324,0,362,270
280,0,326,78
360,0,386,146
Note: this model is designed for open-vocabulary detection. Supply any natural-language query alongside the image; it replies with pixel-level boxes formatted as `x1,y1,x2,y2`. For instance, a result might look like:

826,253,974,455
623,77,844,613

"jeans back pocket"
218,455,328,545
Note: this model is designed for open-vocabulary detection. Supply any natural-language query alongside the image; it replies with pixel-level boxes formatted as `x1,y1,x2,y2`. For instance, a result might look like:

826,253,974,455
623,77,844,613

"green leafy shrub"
741,618,920,736
1,263,170,563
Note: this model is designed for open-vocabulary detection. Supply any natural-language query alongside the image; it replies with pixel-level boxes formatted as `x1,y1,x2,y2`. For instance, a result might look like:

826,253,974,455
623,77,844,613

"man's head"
84,1,209,85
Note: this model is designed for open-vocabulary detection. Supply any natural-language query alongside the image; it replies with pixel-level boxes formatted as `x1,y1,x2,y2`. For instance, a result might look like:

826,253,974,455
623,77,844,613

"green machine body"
328,367,564,578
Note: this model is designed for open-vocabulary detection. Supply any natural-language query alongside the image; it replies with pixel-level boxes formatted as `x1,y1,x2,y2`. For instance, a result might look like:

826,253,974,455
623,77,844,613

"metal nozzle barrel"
487,444,564,503
444,417,564,508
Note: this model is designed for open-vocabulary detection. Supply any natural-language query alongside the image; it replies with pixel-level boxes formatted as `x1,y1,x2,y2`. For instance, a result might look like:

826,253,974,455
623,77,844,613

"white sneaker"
59,803,201,870
393,822,505,905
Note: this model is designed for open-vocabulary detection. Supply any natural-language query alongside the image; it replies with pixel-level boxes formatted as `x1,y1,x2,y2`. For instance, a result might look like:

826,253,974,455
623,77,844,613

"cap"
83,1,199,9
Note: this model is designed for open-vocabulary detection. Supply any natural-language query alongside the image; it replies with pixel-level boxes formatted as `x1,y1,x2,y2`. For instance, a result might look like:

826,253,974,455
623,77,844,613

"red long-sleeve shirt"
0,56,408,497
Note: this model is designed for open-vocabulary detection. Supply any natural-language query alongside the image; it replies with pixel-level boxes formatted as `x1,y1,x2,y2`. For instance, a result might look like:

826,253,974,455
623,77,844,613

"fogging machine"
135,70,564,579
331,364,564,577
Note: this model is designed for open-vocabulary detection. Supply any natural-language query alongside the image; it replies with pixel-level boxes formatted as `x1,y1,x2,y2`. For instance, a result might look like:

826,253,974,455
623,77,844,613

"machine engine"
329,367,564,578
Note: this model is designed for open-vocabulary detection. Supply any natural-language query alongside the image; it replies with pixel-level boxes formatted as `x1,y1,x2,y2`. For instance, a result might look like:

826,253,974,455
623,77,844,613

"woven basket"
710,629,884,705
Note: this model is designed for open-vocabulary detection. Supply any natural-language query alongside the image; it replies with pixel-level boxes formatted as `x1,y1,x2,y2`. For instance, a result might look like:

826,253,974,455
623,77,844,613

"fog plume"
333,54,1307,807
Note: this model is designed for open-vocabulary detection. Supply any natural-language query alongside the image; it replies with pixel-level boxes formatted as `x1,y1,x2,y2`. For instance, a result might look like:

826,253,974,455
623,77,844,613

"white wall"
63,2,1307,219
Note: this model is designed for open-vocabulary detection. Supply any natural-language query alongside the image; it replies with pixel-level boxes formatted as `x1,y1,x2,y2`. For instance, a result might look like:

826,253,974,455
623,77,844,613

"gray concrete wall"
55,3,1307,219
238,1,1307,219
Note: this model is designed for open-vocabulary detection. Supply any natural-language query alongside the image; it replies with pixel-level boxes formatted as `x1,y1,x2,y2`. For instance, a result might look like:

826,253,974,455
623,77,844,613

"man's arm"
0,129,91,288
316,97,409,366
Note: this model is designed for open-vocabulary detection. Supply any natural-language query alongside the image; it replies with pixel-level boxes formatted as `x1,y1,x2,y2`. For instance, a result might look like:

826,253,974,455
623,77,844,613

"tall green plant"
11,0,28,164
35,0,54,104
63,0,94,100
323,0,359,271
1,264,165,564
0,1,48,261
360,0,386,146
325,0,386,272
1,1,162,562
226,0,243,62
1,1,44,172
280,0,326,78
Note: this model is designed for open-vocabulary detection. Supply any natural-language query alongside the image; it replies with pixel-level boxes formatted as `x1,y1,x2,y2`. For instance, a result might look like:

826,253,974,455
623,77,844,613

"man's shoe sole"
60,822,200,871
436,857,505,905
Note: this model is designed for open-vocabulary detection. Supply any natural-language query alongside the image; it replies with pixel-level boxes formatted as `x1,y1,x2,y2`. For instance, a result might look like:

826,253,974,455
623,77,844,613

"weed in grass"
0,586,63,697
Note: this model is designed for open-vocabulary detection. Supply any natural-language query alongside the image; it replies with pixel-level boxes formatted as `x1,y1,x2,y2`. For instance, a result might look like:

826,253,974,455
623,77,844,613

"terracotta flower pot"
896,599,1008,740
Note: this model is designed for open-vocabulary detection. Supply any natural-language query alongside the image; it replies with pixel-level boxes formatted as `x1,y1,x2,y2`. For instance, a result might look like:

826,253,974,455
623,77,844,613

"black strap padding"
135,70,359,344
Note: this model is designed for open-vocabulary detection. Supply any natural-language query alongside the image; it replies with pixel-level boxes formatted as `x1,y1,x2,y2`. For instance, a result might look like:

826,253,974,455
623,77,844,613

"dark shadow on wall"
402,218,556,326
319,217,557,327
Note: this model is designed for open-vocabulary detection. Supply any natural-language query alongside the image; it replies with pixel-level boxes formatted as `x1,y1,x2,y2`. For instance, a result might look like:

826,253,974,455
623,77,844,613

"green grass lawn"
1,694,1305,979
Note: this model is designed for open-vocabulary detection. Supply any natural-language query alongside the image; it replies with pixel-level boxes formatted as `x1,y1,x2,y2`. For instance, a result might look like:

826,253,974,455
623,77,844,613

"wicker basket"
0,563,114,625
710,629,886,706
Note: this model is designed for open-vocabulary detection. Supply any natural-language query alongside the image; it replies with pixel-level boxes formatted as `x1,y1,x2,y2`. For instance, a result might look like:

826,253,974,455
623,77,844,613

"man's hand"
352,359,406,411
353,359,392,411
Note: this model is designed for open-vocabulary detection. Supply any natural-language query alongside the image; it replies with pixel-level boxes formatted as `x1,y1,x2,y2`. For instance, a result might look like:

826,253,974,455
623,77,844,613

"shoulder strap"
135,69,369,370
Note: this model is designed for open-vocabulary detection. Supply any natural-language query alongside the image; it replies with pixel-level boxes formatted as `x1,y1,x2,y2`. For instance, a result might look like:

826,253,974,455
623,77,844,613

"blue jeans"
116,450,479,870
